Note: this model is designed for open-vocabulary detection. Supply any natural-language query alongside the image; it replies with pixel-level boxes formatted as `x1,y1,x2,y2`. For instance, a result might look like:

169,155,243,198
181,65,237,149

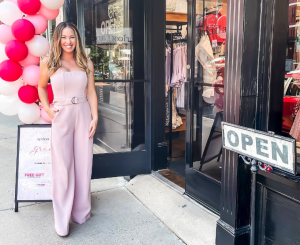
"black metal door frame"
184,0,221,215
66,0,168,179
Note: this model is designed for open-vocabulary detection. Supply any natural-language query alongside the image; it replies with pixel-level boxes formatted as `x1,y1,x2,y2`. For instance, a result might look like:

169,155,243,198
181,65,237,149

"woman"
38,22,98,237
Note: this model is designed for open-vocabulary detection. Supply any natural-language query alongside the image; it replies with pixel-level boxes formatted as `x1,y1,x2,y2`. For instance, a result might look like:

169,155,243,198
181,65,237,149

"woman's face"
60,27,77,53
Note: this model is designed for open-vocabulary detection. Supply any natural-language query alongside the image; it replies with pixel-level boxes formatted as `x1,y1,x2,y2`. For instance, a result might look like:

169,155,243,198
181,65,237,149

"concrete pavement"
0,113,217,244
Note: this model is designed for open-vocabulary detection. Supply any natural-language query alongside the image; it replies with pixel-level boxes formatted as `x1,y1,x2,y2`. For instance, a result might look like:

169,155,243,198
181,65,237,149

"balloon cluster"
0,0,64,124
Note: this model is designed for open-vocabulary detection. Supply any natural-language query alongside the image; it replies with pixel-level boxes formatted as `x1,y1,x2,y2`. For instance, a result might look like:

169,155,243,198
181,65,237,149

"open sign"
222,122,297,175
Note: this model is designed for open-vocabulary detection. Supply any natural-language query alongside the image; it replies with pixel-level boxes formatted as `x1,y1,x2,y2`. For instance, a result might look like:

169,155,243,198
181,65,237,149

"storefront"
54,0,300,244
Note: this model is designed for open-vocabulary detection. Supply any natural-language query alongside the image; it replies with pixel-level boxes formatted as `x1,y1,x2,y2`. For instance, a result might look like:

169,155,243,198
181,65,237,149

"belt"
53,96,87,106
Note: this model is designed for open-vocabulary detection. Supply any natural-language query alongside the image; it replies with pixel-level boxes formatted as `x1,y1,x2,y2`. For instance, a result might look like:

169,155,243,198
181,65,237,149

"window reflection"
84,0,145,154
192,0,227,182
85,0,133,81
285,0,300,142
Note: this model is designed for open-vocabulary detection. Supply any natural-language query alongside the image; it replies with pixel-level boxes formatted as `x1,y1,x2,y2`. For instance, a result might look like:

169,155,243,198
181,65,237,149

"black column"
216,0,262,243
144,0,168,170
64,0,77,24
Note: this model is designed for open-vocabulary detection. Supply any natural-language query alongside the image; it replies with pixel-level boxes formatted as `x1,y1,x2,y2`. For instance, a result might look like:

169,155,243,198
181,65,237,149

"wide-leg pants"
51,101,93,236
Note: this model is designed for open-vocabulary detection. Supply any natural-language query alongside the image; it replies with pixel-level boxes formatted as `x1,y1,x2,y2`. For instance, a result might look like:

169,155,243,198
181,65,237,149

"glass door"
82,0,150,178
185,0,227,214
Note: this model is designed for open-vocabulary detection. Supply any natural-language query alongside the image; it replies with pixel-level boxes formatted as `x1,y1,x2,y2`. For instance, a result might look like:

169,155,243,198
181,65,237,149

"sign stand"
222,122,297,245
239,156,259,245
14,125,52,212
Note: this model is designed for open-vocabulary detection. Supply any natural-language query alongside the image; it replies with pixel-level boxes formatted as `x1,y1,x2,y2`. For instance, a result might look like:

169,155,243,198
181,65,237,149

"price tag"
212,40,218,47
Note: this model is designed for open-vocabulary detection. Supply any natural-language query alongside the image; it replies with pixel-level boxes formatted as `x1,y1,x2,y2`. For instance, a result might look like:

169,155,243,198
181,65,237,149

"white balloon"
26,35,50,57
213,106,222,117
0,94,22,116
40,0,65,10
18,103,40,124
0,78,22,96
0,2,23,26
202,88,215,104
0,43,8,63
34,116,50,124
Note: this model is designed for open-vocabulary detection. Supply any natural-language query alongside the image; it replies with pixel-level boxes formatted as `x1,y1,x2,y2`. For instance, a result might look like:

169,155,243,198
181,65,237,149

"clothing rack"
166,32,187,158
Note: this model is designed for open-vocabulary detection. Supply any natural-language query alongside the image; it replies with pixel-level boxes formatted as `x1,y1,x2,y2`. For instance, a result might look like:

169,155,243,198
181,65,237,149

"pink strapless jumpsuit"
50,71,93,236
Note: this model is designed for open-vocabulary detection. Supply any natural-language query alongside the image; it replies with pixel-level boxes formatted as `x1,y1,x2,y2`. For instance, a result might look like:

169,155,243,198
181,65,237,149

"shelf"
166,11,187,25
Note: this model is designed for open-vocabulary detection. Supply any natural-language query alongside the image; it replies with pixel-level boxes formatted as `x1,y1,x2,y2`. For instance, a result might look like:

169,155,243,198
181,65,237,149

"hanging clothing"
195,34,217,84
176,85,185,109
166,45,187,88
165,89,183,129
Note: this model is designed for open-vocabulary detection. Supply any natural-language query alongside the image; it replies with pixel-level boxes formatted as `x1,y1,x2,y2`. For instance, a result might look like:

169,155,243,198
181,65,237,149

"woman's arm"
86,59,98,139
38,58,58,119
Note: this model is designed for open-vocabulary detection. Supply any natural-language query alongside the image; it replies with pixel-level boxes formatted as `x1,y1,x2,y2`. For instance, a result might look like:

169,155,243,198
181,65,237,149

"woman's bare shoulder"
87,59,94,70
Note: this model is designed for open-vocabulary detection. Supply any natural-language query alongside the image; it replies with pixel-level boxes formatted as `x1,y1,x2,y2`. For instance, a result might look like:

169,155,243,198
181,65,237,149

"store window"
162,0,226,183
284,1,300,143
192,0,226,181
83,0,145,154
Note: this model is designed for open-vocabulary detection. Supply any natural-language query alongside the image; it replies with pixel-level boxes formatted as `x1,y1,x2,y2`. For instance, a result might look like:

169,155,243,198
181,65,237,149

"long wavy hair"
47,22,89,76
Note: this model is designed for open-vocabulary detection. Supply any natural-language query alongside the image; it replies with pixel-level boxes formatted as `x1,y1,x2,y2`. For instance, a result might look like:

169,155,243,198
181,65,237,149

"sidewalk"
0,114,217,245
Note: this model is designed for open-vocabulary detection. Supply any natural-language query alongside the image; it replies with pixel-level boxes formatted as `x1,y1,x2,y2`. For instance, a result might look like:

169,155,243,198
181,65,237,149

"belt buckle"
71,97,77,104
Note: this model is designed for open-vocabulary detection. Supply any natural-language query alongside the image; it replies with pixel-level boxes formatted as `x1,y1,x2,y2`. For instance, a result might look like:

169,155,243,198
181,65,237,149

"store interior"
82,0,227,188
158,0,226,188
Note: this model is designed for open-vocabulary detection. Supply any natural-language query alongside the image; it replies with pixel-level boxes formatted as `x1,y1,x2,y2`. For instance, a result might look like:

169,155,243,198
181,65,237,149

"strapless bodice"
50,71,87,100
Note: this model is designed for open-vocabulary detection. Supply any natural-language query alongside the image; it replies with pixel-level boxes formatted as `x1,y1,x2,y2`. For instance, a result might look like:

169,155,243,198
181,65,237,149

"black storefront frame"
66,1,298,244
66,0,168,177
184,0,222,215
61,0,300,244
215,0,300,244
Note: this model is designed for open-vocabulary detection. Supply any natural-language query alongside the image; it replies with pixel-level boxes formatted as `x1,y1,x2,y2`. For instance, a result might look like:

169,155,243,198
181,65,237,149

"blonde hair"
47,22,89,76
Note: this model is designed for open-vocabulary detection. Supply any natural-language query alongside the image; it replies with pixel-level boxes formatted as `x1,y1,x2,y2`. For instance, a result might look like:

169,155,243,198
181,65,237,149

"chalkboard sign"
222,122,297,175
15,125,52,212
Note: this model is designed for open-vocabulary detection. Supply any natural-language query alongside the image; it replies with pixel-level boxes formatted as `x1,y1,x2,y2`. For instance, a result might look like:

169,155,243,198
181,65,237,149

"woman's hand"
45,107,59,120
89,119,98,139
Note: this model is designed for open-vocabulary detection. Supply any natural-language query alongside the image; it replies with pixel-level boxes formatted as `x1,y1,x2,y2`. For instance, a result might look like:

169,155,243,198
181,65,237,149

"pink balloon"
40,104,54,123
25,14,48,35
20,53,40,67
38,5,59,20
17,0,41,15
5,40,28,61
0,60,22,81
0,25,15,44
12,19,35,42
22,65,39,86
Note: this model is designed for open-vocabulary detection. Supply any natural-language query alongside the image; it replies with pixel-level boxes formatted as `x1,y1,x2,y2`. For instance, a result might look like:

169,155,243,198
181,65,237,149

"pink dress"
50,71,93,236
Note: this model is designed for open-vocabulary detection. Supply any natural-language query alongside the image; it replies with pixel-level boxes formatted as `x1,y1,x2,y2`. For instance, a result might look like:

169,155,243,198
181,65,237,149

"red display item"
17,0,41,15
203,15,219,43
5,40,28,62
0,60,22,81
12,19,35,42
18,85,38,104
282,96,300,133
217,15,226,41
217,66,225,79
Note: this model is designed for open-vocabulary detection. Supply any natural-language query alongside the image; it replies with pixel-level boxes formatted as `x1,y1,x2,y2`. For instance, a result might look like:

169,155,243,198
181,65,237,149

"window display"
192,0,227,181
162,0,227,184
